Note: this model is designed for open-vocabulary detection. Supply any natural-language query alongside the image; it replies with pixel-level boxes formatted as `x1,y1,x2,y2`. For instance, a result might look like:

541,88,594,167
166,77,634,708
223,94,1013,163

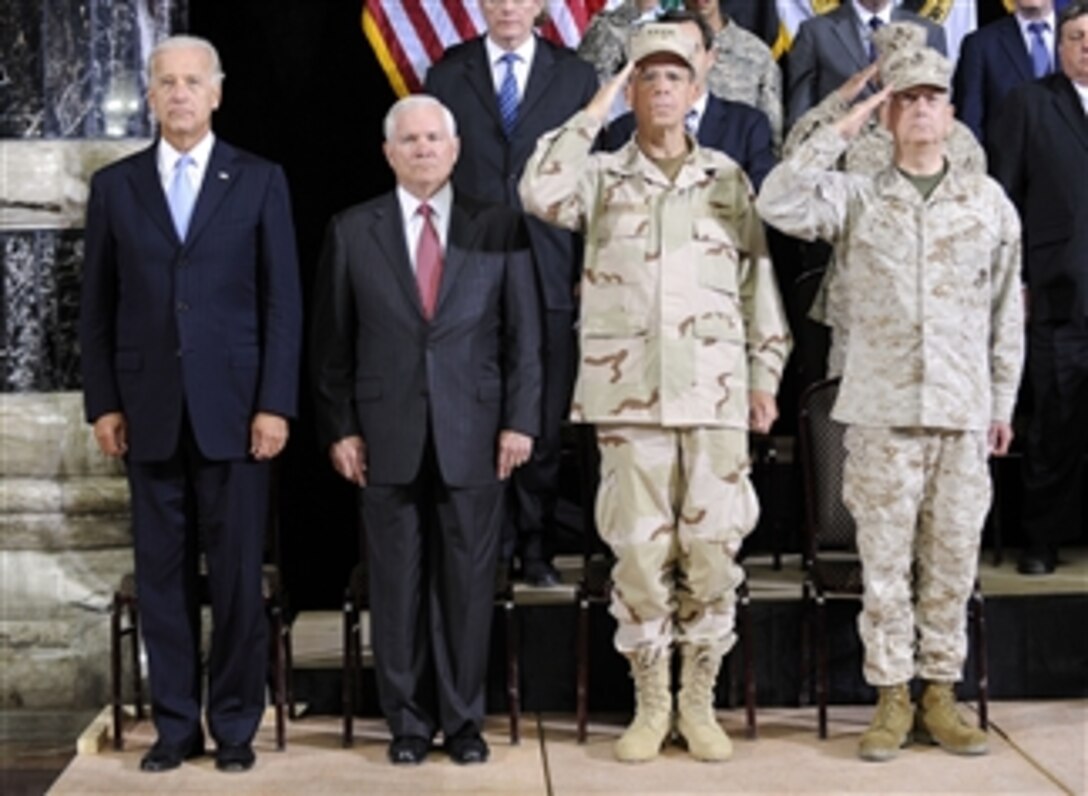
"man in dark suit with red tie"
80,35,302,773
990,0,1088,575
424,0,597,587
954,0,1057,145
310,95,542,765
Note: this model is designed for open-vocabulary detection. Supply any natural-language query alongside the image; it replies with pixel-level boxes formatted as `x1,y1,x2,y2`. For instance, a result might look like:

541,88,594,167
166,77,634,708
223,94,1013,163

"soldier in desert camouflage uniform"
685,0,784,148
783,22,986,376
757,47,1024,763
521,24,790,764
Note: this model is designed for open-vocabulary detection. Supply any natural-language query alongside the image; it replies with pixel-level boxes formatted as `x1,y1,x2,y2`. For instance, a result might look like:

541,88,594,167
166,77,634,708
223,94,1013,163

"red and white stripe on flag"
364,1,608,97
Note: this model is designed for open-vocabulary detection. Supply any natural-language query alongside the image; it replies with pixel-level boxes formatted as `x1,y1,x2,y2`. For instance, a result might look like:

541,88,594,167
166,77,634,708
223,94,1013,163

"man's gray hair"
148,35,225,85
383,94,458,141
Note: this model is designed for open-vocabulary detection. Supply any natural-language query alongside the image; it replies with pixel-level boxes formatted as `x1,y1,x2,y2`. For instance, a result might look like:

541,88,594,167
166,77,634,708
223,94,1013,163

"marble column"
0,0,184,710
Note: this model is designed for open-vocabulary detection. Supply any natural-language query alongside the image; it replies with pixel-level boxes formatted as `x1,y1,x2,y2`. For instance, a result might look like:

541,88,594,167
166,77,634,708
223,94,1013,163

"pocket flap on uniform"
581,311,649,338
693,315,740,340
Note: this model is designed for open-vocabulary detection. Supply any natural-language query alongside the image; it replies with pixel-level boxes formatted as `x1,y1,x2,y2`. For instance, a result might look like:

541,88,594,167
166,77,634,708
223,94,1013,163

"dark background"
186,0,1030,612
189,0,397,610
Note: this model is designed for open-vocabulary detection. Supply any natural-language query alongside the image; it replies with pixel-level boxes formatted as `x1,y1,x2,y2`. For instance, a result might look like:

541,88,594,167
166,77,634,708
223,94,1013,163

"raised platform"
51,701,1088,794
290,548,1088,717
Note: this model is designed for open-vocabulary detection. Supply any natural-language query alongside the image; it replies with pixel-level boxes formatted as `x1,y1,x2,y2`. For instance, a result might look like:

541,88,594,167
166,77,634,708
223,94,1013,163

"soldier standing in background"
521,24,790,764
685,0,785,147
758,47,1023,762
784,22,986,377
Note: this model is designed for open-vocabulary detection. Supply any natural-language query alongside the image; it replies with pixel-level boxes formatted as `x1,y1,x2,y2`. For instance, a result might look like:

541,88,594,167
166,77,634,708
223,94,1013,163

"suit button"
176,348,182,357
176,301,188,312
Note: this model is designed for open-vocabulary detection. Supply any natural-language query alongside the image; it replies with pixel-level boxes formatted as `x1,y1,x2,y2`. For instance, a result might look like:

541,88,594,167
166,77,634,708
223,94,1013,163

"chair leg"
342,592,355,748
816,595,829,740
505,598,520,746
128,600,144,720
990,459,1004,567
110,593,124,751
740,589,757,739
799,581,812,708
971,587,989,730
284,623,297,720
269,601,286,751
576,596,590,744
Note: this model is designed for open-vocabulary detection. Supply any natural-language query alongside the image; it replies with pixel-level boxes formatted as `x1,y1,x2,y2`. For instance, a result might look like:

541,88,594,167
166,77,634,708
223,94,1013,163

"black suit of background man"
424,0,598,586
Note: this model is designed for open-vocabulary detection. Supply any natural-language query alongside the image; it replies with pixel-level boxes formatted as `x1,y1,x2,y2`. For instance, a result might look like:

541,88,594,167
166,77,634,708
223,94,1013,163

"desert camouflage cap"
882,46,952,93
872,21,927,60
628,23,697,72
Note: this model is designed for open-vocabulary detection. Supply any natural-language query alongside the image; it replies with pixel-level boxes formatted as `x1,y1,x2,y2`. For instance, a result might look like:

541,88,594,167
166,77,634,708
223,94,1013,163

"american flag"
363,0,609,97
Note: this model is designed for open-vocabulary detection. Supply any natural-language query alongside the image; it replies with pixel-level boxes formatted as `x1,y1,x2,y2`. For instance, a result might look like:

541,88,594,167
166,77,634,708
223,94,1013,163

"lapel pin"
218,171,229,180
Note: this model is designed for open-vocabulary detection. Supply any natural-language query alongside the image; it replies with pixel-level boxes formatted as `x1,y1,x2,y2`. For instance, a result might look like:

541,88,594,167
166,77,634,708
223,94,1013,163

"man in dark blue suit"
954,0,1057,145
80,35,302,773
990,0,1088,575
424,0,597,587
311,95,541,765
603,9,776,190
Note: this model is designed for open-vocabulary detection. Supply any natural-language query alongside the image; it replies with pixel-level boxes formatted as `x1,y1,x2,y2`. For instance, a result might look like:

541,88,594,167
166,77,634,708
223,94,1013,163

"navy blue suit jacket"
990,73,1088,322
80,140,303,462
603,93,776,190
310,191,542,488
954,15,1056,145
424,36,597,313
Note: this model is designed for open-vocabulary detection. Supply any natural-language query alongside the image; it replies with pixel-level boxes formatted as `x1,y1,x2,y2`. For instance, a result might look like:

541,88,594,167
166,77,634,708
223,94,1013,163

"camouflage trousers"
595,425,759,655
842,426,991,686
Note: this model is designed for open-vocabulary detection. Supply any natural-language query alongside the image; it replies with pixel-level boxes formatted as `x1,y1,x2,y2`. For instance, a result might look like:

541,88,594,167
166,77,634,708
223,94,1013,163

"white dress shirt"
1074,80,1088,116
157,132,215,198
485,34,536,98
851,2,893,53
397,183,452,275
1016,10,1056,63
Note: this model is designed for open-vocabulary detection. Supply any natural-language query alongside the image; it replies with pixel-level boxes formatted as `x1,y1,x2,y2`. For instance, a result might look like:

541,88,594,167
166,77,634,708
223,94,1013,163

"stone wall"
0,0,184,710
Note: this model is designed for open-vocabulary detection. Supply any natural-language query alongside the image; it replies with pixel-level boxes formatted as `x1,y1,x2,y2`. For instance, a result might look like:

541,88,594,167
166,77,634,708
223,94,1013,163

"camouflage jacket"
783,89,987,376
707,23,783,150
757,126,1024,430
520,110,791,428
576,0,644,86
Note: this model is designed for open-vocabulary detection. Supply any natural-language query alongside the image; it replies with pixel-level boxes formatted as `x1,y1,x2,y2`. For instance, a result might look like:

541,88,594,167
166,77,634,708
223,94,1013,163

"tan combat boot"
858,683,913,762
914,681,988,756
676,644,733,761
614,647,673,763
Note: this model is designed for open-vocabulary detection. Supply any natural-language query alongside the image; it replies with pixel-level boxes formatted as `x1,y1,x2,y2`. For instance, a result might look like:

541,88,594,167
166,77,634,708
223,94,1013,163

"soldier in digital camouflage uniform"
520,24,790,763
576,0,660,86
685,0,784,149
757,47,1024,763
783,22,987,376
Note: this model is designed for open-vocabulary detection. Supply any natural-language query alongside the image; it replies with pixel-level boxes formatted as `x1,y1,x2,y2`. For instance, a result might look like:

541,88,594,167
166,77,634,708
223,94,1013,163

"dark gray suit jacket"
310,190,542,487
785,1,947,131
424,36,597,313
990,73,1088,322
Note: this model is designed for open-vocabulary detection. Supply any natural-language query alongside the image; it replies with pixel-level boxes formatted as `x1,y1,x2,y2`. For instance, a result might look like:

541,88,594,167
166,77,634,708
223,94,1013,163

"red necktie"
416,203,443,319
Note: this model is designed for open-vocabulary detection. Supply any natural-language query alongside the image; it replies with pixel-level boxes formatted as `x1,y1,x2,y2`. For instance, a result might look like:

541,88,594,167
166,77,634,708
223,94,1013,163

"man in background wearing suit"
80,35,302,774
785,0,946,131
425,0,598,588
603,9,776,191
955,0,1057,145
311,95,541,765
990,0,1088,575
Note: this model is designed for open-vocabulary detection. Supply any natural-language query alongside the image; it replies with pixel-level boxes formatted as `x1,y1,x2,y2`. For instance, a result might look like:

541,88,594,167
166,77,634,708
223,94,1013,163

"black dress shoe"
1017,546,1057,575
523,559,561,588
446,730,489,765
388,735,430,765
215,743,255,772
139,734,205,772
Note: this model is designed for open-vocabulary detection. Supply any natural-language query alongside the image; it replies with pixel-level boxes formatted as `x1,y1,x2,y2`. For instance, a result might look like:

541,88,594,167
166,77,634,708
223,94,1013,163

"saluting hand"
833,85,892,142
586,60,635,124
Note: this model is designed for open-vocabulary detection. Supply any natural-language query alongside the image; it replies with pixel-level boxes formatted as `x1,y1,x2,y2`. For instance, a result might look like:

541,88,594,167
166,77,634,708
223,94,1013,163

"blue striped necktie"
1028,21,1051,78
868,16,884,63
497,52,520,138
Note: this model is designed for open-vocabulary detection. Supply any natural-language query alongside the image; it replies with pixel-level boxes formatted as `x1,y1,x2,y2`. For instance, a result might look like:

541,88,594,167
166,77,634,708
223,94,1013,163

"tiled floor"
46,700,1086,794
